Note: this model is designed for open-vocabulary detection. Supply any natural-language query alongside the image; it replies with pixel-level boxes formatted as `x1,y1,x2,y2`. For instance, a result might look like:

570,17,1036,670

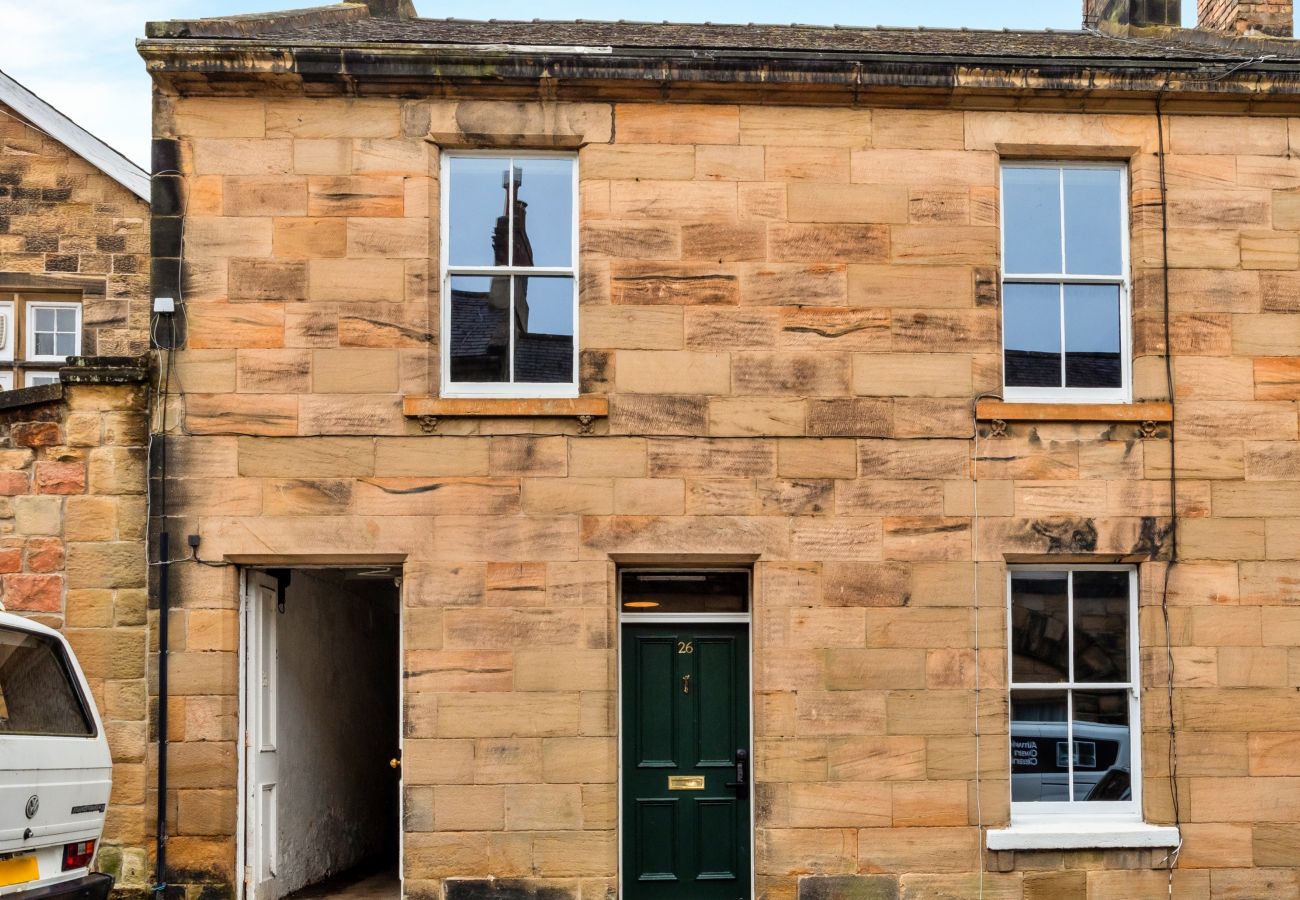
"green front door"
621,624,751,900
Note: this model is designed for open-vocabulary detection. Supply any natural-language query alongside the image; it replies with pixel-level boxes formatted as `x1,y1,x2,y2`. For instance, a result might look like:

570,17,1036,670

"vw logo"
24,795,38,820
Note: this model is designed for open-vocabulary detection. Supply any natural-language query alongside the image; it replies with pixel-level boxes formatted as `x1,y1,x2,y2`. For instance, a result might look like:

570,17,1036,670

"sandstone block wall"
0,101,150,356
0,371,150,894
151,92,1300,900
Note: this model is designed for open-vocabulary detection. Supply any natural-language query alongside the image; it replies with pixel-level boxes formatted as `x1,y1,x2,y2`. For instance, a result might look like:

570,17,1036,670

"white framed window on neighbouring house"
0,293,81,389
1000,163,1131,403
440,152,578,398
989,565,1179,851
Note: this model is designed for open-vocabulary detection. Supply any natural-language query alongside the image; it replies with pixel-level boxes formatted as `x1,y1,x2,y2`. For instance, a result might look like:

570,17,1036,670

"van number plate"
0,856,38,886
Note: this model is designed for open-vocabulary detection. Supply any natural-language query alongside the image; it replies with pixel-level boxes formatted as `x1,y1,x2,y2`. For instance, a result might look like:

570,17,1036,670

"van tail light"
62,840,95,871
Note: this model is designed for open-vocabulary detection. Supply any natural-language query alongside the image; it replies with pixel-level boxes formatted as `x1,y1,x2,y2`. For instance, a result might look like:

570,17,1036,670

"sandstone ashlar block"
853,353,972,398
615,103,738,145
709,398,805,437
695,144,764,181
306,176,404,217
272,218,346,258
266,98,401,140
581,144,695,180
733,352,851,397
788,183,909,225
222,176,307,217
191,139,292,175
616,350,730,395
609,180,738,220
769,224,889,264
423,100,613,146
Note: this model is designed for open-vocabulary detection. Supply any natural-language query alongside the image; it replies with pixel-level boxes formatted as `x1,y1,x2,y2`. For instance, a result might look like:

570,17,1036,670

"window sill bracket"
403,395,608,434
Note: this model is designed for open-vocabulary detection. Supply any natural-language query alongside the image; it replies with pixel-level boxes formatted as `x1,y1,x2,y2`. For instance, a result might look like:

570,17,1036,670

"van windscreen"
0,628,93,736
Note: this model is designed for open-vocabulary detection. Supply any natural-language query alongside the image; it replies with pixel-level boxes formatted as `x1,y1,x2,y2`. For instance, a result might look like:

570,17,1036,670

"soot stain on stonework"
1029,518,1098,553
1134,515,1173,559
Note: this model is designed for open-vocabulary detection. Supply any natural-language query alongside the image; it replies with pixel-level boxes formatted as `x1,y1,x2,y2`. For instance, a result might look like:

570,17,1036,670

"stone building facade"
138,0,1300,897
0,72,153,896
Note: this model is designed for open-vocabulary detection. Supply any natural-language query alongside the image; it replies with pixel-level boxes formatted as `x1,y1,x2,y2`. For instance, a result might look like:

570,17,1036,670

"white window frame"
0,301,14,364
23,371,61,387
1004,565,1151,829
25,300,82,365
439,150,580,399
999,161,1132,404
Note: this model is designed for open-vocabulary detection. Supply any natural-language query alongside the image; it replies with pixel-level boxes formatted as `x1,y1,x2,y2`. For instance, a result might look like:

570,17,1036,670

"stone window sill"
402,395,608,433
977,400,1173,426
986,821,1180,851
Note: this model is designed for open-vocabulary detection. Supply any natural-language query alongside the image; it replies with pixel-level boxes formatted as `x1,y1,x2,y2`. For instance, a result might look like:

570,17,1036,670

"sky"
1,0,1205,169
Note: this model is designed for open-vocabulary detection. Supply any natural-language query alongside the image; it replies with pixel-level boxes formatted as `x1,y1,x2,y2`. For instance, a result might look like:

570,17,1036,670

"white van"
1011,720,1131,803
0,612,112,898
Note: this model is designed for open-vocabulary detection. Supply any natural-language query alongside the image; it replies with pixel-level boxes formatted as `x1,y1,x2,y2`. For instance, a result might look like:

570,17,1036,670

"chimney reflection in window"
447,156,574,387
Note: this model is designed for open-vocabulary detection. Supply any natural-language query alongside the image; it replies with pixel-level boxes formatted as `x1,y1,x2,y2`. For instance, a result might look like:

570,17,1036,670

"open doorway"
243,567,402,900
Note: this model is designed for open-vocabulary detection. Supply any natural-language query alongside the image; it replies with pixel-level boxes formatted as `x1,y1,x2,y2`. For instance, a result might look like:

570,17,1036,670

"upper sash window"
1001,163,1130,403
440,153,578,398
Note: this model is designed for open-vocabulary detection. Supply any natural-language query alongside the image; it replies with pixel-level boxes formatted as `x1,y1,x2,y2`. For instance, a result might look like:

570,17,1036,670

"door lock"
725,749,749,793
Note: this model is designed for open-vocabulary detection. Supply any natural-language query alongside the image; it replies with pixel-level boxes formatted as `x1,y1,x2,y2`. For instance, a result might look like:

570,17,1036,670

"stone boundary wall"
0,358,151,896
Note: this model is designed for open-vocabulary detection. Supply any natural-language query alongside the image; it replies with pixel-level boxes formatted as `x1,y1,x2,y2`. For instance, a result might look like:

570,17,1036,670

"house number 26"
677,641,694,654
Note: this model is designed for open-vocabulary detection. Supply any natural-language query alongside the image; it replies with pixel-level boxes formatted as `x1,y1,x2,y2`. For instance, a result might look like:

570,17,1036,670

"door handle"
390,756,401,770
725,749,748,792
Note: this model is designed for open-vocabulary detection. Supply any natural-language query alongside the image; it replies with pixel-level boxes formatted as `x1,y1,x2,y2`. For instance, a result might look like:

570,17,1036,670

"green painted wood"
622,624,751,900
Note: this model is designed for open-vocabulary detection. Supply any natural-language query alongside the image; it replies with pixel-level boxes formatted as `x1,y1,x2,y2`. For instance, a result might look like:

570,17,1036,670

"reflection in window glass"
1074,690,1130,803
1003,284,1061,388
1072,570,1130,683
1003,167,1062,275
449,275,509,383
1001,164,1127,397
0,628,93,736
514,158,573,268
1011,573,1069,682
1011,690,1068,802
1065,285,1122,389
1064,168,1123,276
1008,569,1136,810
444,156,576,391
513,276,574,384
448,158,510,268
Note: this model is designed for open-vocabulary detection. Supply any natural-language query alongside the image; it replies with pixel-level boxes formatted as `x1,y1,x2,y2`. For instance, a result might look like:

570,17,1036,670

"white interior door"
246,571,281,900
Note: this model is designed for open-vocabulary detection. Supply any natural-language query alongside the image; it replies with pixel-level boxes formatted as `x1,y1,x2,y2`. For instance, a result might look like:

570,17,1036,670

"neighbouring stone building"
0,72,153,894
136,0,1300,897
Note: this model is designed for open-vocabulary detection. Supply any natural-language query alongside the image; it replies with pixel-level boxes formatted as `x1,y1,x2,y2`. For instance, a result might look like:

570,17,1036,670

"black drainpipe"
155,528,169,894
151,136,183,896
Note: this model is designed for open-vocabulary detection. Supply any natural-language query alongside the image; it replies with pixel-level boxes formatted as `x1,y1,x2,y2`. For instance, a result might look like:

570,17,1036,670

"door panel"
246,571,281,900
622,624,750,900
695,637,737,766
636,637,678,767
635,799,679,881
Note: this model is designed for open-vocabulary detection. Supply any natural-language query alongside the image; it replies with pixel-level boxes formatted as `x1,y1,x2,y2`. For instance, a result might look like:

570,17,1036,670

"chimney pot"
1084,0,1182,31
1198,0,1294,36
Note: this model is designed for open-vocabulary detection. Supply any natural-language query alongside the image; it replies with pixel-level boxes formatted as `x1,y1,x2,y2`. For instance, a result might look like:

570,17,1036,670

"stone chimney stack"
1198,0,1294,36
1084,0,1182,30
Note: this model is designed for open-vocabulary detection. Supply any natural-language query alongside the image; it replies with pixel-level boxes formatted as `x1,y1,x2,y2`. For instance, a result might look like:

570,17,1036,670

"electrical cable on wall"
1154,87,1183,895
969,389,1003,900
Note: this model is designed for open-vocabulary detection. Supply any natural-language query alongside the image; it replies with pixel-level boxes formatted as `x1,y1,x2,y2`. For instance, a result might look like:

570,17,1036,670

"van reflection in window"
1010,719,1130,802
